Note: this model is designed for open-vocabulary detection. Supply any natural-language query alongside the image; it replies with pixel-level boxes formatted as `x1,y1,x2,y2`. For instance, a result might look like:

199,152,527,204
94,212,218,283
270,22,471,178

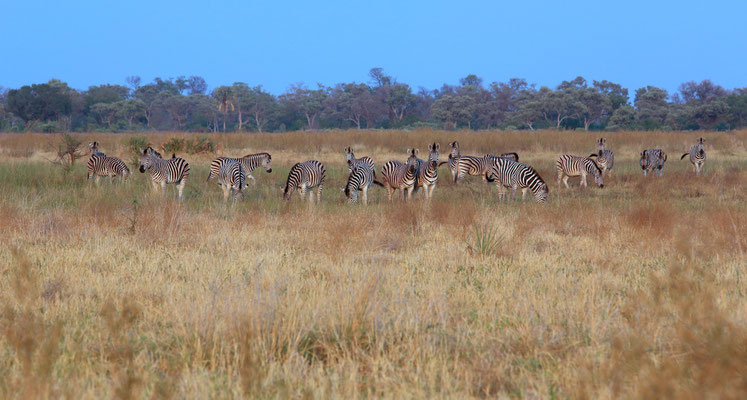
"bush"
123,135,150,166
162,138,186,155
186,136,214,154
37,122,59,133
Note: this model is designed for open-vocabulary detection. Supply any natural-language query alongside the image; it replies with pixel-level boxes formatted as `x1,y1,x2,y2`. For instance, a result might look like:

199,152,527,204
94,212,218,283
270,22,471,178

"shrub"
186,136,214,154
162,138,186,155
123,135,150,166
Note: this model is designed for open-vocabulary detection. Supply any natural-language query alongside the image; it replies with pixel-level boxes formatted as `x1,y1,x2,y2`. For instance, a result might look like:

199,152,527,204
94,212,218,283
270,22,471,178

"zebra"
217,160,246,202
414,142,440,199
344,161,378,204
379,149,420,201
439,141,461,182
452,153,520,183
207,152,272,188
588,137,614,177
640,149,667,177
487,158,549,203
87,152,130,184
138,147,190,200
556,155,604,188
88,141,105,157
344,146,375,173
282,160,326,202
681,138,706,176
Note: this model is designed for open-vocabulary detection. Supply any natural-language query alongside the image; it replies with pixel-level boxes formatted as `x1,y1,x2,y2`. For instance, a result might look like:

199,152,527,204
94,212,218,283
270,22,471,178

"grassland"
1,129,745,399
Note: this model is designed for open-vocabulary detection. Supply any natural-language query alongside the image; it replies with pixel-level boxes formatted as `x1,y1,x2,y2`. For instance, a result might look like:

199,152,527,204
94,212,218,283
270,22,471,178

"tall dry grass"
0,129,745,398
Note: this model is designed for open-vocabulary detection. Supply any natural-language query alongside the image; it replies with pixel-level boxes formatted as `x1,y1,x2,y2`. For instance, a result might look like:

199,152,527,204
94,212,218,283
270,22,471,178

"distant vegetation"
1,69,745,133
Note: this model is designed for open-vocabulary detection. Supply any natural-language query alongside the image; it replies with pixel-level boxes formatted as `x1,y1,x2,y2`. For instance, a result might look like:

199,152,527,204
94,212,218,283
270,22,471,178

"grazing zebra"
139,148,190,200
88,141,105,157
452,153,520,183
640,149,667,177
588,137,614,177
414,142,440,199
282,160,326,202
379,149,420,201
487,158,549,203
556,155,604,188
207,152,272,187
681,138,706,176
87,153,130,184
344,161,377,204
344,146,375,173
217,160,245,202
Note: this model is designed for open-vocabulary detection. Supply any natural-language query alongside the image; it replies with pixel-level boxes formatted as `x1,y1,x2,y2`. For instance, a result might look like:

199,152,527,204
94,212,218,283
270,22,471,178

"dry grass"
1,129,746,398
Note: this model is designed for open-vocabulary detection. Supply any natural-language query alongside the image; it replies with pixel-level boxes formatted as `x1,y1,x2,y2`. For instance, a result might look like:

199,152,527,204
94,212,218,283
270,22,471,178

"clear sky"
1,0,745,95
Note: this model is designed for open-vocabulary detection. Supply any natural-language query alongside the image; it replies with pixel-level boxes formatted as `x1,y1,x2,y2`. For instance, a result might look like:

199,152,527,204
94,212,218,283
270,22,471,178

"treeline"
1,69,745,133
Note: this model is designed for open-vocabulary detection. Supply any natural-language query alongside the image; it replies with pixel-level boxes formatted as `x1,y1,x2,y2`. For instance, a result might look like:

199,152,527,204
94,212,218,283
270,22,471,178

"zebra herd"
84,137,708,204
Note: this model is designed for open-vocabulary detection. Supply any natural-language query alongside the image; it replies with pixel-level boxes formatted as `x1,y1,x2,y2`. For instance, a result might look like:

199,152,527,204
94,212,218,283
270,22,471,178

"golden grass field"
1,129,746,399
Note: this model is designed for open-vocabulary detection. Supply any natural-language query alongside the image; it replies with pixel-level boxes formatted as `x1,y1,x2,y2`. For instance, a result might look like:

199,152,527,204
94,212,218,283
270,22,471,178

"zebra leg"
556,170,563,188
161,181,167,195
562,175,570,189
522,188,528,201
151,180,159,192
317,185,322,203
362,186,368,205
222,185,230,201
176,180,186,201
387,186,394,202
428,184,436,199
510,185,517,201
299,186,307,201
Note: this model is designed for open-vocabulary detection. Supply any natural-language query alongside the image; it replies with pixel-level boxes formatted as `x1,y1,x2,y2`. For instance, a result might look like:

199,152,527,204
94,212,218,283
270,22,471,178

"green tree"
6,82,73,132
212,86,235,132
115,99,146,130
634,86,670,129
431,95,473,130
606,104,636,130
90,103,119,129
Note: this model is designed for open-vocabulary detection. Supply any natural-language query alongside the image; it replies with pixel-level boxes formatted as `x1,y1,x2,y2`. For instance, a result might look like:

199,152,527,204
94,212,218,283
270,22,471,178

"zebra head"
640,151,648,170
139,148,155,173
262,153,272,173
344,181,358,203
448,141,460,159
427,142,439,169
344,146,354,162
406,148,419,173
697,137,705,145
89,141,100,154
597,137,606,150
588,158,604,188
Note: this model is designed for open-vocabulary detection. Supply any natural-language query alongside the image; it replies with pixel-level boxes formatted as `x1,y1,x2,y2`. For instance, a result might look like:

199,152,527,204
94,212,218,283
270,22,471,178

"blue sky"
1,0,745,96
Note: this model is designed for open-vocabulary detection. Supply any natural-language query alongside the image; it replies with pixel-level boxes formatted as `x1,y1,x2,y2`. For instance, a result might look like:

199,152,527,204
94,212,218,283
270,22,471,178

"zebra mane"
586,157,603,175
241,152,271,160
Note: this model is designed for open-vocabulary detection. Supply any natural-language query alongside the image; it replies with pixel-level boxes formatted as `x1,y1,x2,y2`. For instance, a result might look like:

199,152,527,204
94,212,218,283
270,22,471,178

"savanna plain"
1,129,745,399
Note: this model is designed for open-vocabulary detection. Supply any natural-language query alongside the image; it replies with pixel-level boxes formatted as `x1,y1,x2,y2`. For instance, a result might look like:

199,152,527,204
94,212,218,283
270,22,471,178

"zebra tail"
373,180,385,187
680,153,688,160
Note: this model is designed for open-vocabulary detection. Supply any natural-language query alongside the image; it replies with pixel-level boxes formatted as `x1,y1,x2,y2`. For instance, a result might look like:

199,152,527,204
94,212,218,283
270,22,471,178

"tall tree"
280,84,327,130
212,86,235,132
634,86,670,129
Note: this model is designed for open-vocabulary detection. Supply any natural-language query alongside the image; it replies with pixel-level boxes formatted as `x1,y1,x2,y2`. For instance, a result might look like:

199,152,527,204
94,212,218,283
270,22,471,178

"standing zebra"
414,142,440,199
87,149,130,184
207,152,272,187
440,141,461,182
588,137,614,177
487,158,549,203
640,149,667,177
556,155,604,188
283,160,326,202
217,160,245,202
139,148,190,200
681,138,706,176
344,146,375,173
344,161,378,204
379,149,420,201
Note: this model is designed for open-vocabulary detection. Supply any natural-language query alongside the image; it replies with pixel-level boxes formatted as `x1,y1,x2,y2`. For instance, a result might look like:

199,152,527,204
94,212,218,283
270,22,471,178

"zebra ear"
414,149,419,156
435,143,440,151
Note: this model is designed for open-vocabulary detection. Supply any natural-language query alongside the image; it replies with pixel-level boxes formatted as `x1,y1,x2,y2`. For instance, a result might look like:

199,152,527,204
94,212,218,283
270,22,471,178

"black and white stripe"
208,152,272,187
415,142,440,199
344,161,377,204
640,149,667,177
487,158,549,203
379,149,420,201
680,138,706,176
283,160,326,202
588,137,614,177
217,160,245,202
344,146,375,173
138,148,190,200
87,153,130,183
556,155,604,188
